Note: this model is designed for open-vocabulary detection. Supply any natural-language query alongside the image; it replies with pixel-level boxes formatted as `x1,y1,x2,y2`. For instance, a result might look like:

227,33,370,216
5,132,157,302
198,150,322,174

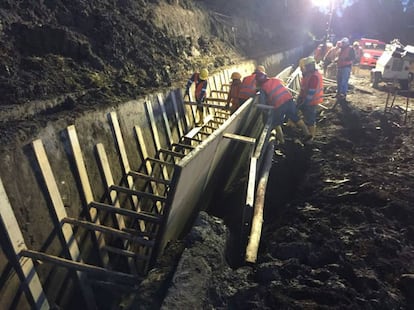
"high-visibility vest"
239,74,257,100
261,78,293,109
299,70,324,106
337,46,354,68
194,73,207,101
227,80,241,105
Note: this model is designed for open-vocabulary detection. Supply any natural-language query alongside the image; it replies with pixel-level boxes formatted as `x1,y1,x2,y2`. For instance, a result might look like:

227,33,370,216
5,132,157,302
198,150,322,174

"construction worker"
256,71,312,145
185,68,209,125
335,37,355,102
297,57,324,141
352,41,363,75
323,41,339,77
226,71,242,114
238,65,265,104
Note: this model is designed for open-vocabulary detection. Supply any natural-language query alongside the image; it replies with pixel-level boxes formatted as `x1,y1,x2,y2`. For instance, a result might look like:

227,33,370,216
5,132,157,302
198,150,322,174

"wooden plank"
108,112,146,231
134,125,166,214
0,178,50,310
108,112,133,188
145,101,171,181
210,90,228,95
171,91,185,138
95,143,126,230
20,249,139,285
32,139,97,309
67,125,110,267
62,218,155,247
95,143,138,274
157,94,174,147
223,133,256,145
245,138,275,263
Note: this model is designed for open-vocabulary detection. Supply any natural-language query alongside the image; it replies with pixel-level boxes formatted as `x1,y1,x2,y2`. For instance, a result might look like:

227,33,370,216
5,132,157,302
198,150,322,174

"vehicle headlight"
363,52,372,58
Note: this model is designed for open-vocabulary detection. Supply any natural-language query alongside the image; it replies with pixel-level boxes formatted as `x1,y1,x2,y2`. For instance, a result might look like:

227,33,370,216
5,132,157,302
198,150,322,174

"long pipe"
245,135,275,263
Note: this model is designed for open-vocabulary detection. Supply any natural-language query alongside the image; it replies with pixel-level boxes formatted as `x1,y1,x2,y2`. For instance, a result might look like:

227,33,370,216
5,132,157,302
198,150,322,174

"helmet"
341,37,350,46
353,41,360,46
231,72,242,80
303,56,315,66
199,68,209,80
254,65,266,73
326,42,333,48
255,71,268,83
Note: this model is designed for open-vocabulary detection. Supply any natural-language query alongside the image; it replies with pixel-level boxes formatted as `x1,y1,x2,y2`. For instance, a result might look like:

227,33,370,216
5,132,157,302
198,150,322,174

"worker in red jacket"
238,65,265,104
226,71,242,114
297,56,324,141
256,71,311,144
185,68,209,125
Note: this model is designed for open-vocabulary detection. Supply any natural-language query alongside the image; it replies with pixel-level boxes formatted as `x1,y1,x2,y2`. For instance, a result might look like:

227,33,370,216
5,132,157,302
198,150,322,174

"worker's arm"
185,74,195,97
258,90,267,106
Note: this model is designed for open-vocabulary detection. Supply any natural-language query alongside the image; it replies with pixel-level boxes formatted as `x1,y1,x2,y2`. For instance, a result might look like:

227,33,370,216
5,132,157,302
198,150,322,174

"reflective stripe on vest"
262,78,292,109
300,71,324,106
194,73,207,101
239,75,257,99
337,46,353,68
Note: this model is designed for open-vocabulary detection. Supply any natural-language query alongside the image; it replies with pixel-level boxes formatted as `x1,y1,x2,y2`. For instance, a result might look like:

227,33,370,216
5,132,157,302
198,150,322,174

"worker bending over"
256,71,312,144
185,68,209,125
297,57,324,141
238,65,266,104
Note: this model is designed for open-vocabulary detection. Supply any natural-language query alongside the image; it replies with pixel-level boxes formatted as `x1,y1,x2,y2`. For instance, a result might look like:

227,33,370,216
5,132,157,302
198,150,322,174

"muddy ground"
122,69,414,309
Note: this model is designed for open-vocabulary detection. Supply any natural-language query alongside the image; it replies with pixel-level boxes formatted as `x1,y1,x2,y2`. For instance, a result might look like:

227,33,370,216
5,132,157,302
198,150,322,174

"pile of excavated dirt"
0,0,244,150
122,69,414,309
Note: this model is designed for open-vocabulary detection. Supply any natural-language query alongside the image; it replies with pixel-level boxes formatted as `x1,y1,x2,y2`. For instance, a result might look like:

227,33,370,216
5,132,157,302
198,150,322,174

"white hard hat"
341,37,350,46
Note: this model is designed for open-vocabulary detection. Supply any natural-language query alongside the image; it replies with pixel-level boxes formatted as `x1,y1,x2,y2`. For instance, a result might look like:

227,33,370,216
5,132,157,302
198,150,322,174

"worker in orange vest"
185,68,209,125
335,37,355,102
256,71,312,144
297,57,324,141
238,65,265,104
226,71,242,114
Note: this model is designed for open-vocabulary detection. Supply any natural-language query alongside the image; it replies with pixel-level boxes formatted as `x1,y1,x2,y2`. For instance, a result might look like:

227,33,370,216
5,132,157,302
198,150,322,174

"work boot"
275,125,285,145
295,119,312,143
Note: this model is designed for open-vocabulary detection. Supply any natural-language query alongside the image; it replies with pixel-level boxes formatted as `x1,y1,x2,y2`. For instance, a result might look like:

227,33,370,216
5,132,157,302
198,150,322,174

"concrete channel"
0,45,312,309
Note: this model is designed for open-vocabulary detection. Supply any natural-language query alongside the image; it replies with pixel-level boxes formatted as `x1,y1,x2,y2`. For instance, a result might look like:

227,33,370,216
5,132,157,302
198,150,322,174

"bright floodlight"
311,0,331,9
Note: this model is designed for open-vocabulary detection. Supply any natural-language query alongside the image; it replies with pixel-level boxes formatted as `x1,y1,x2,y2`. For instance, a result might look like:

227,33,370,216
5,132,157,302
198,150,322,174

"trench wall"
0,45,308,309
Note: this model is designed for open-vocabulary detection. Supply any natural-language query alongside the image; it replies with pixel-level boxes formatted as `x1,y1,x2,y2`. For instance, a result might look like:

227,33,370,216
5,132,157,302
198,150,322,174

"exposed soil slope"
0,0,244,149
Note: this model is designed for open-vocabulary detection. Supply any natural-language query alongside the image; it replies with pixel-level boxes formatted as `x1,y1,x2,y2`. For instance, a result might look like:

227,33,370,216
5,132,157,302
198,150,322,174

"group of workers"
184,36,360,145
184,58,322,145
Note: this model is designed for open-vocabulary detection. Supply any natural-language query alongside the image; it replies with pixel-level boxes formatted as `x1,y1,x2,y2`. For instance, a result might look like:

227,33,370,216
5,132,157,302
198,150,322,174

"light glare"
312,0,331,9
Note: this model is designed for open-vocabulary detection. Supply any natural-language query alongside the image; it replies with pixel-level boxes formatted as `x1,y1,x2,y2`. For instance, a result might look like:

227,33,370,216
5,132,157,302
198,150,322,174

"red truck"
358,38,386,67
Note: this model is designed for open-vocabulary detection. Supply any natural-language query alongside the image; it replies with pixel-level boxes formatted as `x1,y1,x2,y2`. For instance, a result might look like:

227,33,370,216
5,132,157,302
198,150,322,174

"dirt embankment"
0,0,244,150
